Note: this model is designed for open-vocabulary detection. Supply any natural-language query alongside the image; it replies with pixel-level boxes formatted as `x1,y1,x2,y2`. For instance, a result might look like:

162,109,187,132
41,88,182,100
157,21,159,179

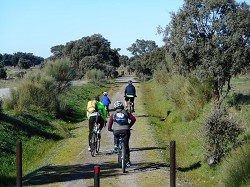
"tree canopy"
50,34,120,77
162,0,250,108
127,39,158,57
0,52,44,69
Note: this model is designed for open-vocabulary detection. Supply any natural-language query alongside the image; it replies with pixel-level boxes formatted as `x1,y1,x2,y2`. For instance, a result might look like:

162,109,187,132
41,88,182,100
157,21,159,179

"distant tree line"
0,52,44,69
0,52,44,79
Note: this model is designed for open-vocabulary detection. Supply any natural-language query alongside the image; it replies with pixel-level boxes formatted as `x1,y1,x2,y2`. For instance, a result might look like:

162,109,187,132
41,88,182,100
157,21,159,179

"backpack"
113,110,128,125
87,100,98,113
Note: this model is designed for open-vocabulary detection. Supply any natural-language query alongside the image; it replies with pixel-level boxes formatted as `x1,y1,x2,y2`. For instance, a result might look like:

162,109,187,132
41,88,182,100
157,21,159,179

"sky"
0,0,249,59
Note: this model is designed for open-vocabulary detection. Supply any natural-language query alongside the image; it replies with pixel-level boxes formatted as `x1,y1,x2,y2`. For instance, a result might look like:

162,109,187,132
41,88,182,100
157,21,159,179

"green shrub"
164,74,212,121
2,58,76,116
85,69,105,83
204,108,243,165
222,143,250,187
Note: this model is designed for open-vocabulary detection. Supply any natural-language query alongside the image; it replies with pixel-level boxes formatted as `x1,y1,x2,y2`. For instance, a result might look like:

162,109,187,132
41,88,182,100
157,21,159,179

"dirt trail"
23,75,169,187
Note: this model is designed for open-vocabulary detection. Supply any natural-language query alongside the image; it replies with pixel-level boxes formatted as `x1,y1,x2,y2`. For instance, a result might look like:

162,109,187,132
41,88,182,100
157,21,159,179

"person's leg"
113,131,119,153
106,105,110,116
124,97,129,109
130,97,135,111
123,131,131,159
124,130,131,166
98,116,104,130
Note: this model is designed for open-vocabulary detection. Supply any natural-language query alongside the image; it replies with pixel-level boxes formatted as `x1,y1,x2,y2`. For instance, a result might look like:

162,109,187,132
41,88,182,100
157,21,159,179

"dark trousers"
104,105,110,115
88,115,104,146
113,129,131,159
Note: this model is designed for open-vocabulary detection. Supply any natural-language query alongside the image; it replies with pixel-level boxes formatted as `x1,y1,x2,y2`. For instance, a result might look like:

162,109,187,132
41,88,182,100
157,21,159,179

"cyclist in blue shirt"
101,92,111,116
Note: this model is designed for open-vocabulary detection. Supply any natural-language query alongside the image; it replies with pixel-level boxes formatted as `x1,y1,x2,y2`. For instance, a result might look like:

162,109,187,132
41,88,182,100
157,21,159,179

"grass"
142,77,250,187
0,81,112,186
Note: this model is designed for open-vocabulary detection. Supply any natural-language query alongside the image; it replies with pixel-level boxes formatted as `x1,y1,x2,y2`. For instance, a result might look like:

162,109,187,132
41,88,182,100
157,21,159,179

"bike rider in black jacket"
124,80,137,112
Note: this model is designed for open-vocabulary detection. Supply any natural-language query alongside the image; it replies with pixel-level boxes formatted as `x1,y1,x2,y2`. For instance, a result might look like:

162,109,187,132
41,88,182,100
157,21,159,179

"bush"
163,74,212,121
222,143,250,187
204,108,243,165
2,58,75,116
85,69,105,83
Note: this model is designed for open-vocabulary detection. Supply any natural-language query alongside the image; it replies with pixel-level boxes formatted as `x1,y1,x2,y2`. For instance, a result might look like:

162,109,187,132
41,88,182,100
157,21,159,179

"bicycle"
90,116,101,157
127,100,134,113
124,95,136,113
117,129,132,173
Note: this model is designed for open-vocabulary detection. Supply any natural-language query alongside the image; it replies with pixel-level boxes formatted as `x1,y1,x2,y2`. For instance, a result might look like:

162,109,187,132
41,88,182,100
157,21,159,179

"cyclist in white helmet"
108,101,136,167
101,92,111,116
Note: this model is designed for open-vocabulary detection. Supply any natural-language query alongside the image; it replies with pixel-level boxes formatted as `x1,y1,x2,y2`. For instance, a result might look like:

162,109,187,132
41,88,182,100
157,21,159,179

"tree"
127,39,158,57
50,45,65,58
119,55,129,67
141,47,166,75
161,0,250,108
62,34,120,75
0,68,7,79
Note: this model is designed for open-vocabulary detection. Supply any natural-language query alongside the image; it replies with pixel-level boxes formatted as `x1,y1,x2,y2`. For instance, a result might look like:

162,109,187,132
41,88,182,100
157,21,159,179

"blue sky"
0,0,249,58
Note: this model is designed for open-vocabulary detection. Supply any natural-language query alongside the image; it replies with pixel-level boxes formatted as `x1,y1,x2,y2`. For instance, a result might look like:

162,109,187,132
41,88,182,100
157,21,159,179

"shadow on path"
130,146,168,152
23,161,168,186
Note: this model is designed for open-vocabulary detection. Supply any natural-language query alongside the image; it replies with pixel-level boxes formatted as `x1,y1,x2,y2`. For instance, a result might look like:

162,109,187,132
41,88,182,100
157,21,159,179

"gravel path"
23,75,169,187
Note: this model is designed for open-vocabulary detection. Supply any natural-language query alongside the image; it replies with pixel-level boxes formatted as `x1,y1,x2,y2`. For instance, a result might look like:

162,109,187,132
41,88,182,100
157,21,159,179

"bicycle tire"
118,146,122,168
128,101,132,113
90,132,97,157
121,142,126,173
96,137,100,153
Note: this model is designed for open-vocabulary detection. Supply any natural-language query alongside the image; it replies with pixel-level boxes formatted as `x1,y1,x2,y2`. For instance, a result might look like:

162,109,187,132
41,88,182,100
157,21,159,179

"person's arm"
108,115,114,131
124,86,127,96
128,113,136,128
108,97,111,104
133,86,137,97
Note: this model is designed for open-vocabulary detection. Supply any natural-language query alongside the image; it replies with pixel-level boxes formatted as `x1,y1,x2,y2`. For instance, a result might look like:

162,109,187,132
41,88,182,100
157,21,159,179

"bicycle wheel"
96,136,100,153
90,132,97,157
128,101,132,113
118,145,122,168
121,142,126,173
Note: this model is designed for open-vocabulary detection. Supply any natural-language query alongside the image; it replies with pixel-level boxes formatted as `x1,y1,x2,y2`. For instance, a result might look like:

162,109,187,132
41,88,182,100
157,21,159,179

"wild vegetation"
0,81,110,186
142,74,250,186
0,0,249,186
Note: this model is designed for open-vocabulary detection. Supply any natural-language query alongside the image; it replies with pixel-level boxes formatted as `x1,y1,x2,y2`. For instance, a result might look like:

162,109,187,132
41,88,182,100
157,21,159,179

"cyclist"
124,80,136,112
101,92,111,116
87,96,107,151
108,101,136,167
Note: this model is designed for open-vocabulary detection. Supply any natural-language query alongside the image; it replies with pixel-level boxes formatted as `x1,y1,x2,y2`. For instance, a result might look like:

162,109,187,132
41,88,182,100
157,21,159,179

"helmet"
93,96,100,101
103,92,108,96
128,80,132,84
114,101,124,109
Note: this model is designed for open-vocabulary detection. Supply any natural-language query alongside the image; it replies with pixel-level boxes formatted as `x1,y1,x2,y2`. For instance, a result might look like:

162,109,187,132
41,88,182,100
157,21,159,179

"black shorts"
125,97,134,102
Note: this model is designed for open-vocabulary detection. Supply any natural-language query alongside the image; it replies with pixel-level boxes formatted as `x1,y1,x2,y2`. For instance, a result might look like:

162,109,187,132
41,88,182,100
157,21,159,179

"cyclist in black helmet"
108,101,136,167
124,80,137,112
